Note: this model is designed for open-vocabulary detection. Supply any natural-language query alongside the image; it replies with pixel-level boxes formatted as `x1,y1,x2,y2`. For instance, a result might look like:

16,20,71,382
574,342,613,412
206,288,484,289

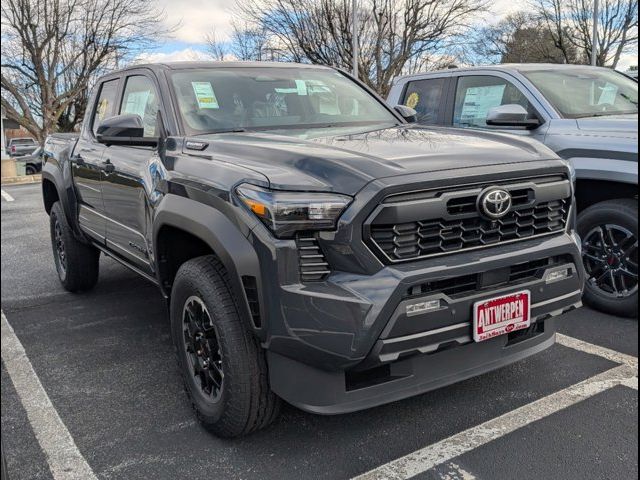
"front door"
73,78,120,243
101,73,161,275
449,74,546,140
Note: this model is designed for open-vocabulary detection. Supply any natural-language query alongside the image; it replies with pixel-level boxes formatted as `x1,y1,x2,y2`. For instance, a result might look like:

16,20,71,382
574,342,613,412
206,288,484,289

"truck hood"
576,114,638,139
193,125,559,194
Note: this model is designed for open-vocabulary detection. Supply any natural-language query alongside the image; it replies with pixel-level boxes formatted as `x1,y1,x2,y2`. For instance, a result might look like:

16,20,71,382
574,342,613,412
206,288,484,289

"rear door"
397,76,451,125
72,77,121,243
101,71,161,275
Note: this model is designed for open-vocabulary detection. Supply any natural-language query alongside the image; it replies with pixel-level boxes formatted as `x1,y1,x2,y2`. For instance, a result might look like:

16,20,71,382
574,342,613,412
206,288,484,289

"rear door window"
453,75,533,128
401,78,446,125
91,79,119,135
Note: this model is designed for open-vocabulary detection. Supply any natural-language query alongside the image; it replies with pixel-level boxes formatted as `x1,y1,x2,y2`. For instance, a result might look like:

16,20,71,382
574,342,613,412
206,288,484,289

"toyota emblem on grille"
479,188,512,219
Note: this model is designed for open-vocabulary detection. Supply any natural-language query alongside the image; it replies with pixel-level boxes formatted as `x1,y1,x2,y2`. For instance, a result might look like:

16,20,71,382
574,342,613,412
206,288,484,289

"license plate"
473,290,531,342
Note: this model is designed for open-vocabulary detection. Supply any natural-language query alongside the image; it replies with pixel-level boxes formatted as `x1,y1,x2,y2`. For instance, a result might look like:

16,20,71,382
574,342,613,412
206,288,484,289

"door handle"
102,159,115,173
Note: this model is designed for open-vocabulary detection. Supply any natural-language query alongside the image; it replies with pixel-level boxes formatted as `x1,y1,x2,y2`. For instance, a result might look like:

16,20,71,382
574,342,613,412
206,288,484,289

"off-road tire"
170,255,281,438
577,198,638,318
49,201,100,292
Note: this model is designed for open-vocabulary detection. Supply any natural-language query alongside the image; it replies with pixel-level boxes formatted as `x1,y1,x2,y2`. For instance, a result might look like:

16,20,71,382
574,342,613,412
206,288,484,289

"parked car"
43,61,584,437
388,64,638,317
6,137,38,157
16,147,43,175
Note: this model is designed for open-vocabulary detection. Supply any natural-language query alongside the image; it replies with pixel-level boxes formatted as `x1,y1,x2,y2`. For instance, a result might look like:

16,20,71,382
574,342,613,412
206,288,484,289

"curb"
1,174,41,186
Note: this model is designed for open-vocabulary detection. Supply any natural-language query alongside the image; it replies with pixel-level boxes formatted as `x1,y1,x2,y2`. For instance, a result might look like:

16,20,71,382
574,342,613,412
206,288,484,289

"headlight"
235,184,352,238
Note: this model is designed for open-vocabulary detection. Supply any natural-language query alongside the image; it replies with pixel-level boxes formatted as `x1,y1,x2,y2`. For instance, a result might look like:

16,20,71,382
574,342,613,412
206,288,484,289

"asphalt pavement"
1,183,637,480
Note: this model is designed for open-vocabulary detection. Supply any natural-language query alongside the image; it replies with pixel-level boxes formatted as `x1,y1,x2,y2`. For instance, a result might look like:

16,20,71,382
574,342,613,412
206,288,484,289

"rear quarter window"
401,78,446,125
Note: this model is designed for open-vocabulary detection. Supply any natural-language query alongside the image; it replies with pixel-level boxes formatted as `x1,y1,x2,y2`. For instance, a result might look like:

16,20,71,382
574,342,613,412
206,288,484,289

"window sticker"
597,82,618,105
294,79,308,96
191,82,219,109
406,92,420,109
459,85,506,125
123,91,150,118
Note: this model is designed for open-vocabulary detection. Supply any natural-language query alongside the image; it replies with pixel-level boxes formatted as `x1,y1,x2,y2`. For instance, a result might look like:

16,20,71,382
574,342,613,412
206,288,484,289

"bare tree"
1,0,171,142
468,12,580,64
240,0,488,96
533,0,638,67
205,29,228,61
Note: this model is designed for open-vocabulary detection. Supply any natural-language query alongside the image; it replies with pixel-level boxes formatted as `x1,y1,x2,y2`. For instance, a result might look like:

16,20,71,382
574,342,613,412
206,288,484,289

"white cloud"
133,47,212,64
159,0,236,43
617,53,638,71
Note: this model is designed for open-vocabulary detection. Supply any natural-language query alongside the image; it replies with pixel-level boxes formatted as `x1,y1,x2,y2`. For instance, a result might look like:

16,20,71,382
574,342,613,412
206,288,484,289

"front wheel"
170,255,280,437
578,199,638,317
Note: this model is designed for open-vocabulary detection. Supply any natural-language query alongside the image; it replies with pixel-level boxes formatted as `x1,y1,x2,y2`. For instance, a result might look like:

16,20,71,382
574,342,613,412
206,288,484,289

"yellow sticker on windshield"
406,92,419,109
191,82,219,109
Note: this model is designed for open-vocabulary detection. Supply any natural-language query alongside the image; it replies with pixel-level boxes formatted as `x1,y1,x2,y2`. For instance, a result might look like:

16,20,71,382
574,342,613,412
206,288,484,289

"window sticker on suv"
192,82,219,109
459,85,506,125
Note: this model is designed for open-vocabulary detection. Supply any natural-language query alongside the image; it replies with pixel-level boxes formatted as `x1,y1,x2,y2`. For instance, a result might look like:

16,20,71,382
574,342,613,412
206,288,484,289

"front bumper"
269,319,557,414
255,230,583,413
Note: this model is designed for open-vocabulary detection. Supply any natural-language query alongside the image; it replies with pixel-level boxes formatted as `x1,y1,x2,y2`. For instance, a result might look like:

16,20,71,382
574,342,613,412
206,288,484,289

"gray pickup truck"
388,64,638,317
42,61,584,437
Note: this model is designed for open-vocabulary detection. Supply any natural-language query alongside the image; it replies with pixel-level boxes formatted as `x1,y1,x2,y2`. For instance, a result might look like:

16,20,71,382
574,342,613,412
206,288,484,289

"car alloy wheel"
181,295,224,402
582,224,638,298
53,218,67,277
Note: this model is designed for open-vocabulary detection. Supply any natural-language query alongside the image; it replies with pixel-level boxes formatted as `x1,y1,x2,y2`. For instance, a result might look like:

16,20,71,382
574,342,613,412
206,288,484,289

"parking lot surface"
2,183,638,480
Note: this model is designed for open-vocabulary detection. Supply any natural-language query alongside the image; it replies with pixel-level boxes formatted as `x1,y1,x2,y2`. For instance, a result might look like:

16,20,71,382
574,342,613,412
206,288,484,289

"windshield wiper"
197,128,247,135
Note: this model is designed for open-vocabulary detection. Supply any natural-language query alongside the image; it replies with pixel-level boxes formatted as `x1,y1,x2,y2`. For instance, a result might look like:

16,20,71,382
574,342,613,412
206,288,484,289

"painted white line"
1,311,98,480
1,189,15,202
353,365,637,479
556,333,638,367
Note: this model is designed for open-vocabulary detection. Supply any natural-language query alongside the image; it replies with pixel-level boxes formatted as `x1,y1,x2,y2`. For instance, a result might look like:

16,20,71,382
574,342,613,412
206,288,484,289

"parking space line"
1,311,98,480
353,362,637,479
1,189,15,202
556,333,638,366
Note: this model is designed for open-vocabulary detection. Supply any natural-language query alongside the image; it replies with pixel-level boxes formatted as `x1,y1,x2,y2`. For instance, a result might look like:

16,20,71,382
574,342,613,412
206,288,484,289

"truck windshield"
522,67,638,119
169,67,399,135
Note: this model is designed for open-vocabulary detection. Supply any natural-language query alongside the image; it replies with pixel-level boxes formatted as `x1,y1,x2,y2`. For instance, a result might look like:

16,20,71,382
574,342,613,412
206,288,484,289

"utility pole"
591,0,599,65
352,0,358,79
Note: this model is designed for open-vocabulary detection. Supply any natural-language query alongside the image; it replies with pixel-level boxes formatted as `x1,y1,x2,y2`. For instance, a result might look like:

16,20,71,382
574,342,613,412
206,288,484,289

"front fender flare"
153,194,263,335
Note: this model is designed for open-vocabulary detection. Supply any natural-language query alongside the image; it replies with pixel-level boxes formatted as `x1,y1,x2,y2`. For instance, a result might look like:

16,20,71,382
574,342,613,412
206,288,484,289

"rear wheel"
578,199,638,317
49,201,100,292
170,255,280,437
25,165,36,175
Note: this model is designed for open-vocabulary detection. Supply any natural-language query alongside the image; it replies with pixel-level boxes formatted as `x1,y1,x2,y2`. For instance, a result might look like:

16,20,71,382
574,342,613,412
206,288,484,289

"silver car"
6,137,38,157
388,64,638,317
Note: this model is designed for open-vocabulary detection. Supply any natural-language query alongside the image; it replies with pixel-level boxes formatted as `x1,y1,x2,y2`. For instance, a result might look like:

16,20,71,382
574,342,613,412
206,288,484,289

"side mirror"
96,114,158,147
394,105,417,123
486,104,540,129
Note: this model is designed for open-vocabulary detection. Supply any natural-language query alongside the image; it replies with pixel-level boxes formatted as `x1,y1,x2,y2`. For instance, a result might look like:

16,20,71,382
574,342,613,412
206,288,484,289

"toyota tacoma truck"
42,62,584,438
388,64,638,317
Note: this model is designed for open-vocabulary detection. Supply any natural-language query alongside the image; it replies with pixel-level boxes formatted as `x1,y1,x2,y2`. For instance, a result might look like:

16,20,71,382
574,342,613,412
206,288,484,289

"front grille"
296,235,330,282
405,255,573,299
368,177,571,263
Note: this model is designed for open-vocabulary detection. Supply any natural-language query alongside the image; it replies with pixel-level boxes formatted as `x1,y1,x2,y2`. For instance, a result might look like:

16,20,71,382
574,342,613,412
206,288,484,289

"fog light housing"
406,299,441,316
545,268,570,284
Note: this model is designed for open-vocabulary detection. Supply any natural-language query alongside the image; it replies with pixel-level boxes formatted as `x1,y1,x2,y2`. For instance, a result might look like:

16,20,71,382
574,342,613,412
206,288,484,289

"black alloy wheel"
582,224,638,299
53,217,67,279
182,296,224,402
